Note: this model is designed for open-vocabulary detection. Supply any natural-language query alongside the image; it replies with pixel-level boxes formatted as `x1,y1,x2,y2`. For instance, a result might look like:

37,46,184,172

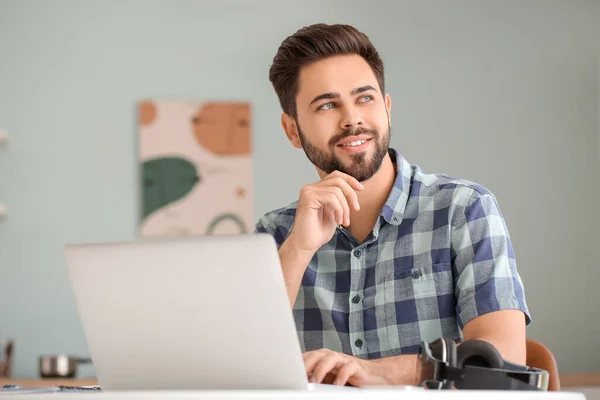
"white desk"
2,389,587,400
567,387,600,400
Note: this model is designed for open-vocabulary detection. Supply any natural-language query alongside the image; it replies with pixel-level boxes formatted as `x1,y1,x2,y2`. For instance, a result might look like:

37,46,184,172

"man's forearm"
360,332,524,388
362,354,422,386
278,236,314,307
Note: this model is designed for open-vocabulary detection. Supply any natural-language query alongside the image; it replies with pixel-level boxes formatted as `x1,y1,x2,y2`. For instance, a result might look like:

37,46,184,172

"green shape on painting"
142,157,200,220
206,213,248,235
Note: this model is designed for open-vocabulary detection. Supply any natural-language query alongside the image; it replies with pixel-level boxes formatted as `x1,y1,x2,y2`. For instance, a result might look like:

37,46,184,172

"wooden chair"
526,339,560,391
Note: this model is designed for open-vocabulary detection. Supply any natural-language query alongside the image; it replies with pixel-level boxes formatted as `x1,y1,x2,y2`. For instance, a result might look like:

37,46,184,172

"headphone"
417,338,550,391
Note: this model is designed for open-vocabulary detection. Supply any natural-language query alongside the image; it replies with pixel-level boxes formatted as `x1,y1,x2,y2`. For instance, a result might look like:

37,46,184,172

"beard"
296,123,390,182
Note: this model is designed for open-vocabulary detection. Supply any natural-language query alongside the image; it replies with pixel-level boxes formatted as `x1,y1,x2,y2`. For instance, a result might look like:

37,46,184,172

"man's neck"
349,153,397,242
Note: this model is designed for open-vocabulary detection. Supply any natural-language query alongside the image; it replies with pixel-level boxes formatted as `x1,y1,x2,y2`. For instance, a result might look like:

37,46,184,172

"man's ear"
385,94,392,124
281,113,303,149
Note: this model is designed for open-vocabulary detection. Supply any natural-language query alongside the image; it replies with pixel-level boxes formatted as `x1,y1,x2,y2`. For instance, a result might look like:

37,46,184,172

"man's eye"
318,102,335,111
359,95,373,103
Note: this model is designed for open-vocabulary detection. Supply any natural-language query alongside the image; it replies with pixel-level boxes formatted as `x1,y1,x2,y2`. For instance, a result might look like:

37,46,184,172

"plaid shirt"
255,148,530,359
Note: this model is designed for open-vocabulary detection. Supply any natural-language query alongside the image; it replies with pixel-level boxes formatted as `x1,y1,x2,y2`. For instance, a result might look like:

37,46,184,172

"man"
255,23,530,388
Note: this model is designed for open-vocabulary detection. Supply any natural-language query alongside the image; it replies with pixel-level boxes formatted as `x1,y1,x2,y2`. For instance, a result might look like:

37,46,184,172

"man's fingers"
323,187,350,225
311,192,345,225
310,355,347,384
319,177,360,212
325,171,364,192
299,170,365,227
307,189,349,226
322,372,337,385
303,351,325,376
333,360,360,386
325,207,342,228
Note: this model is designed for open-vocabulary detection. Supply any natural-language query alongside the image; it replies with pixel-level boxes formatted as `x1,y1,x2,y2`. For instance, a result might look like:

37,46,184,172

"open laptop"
63,233,357,391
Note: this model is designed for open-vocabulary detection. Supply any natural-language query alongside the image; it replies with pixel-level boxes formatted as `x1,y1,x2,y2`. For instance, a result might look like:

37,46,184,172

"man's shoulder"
412,165,497,207
408,166,508,234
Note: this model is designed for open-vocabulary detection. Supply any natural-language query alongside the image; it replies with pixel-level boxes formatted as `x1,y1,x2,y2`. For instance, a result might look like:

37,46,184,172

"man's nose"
340,107,365,130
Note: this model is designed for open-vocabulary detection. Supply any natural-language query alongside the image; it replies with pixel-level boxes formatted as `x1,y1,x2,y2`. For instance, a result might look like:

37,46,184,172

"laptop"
63,233,357,391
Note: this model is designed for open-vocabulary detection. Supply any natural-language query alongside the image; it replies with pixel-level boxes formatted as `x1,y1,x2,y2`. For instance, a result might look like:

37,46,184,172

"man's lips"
336,135,372,147
336,137,372,153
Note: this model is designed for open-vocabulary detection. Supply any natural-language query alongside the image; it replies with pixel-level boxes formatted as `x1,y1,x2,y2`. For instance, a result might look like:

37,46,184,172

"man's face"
288,54,391,182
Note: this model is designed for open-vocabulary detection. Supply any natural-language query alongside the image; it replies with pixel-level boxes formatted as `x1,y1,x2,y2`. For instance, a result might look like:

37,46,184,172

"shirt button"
353,249,362,257
352,295,361,304
392,216,399,222
355,339,363,348
412,269,422,279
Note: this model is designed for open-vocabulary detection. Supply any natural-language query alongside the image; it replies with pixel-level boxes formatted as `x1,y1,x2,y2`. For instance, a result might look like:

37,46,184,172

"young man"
255,23,530,388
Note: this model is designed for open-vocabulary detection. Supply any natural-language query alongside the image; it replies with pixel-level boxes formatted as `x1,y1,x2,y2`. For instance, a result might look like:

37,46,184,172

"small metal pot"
39,355,92,378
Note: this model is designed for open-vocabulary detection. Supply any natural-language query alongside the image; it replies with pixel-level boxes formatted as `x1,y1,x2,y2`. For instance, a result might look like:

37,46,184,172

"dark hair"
269,23,385,119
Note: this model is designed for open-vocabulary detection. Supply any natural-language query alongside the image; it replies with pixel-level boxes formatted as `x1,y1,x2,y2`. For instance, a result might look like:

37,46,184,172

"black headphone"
417,338,550,391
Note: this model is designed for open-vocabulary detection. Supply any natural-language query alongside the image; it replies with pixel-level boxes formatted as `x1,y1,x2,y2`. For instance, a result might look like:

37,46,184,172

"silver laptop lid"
64,233,308,390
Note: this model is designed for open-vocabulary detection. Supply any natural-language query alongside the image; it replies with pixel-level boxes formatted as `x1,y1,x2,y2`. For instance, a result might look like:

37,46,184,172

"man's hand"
278,171,363,307
303,349,386,387
288,171,363,255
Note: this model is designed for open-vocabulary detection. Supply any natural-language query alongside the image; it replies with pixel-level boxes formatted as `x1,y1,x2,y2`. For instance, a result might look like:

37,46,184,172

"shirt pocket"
383,262,453,355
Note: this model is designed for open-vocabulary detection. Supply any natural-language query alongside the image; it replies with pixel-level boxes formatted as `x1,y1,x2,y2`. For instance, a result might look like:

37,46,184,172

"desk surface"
0,389,588,400
0,378,98,388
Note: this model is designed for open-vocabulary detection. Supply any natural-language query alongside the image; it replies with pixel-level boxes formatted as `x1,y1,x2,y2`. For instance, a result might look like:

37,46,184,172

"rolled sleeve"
254,213,293,249
451,191,531,330
254,220,269,234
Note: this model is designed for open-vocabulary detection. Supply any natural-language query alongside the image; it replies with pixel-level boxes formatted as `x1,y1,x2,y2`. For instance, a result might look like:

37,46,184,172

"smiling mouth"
338,138,371,147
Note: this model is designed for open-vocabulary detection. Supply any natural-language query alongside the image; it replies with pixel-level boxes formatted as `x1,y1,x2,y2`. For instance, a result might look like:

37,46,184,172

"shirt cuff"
457,295,532,331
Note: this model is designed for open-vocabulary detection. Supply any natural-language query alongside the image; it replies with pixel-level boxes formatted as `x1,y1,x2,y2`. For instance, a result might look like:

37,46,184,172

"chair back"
526,339,560,391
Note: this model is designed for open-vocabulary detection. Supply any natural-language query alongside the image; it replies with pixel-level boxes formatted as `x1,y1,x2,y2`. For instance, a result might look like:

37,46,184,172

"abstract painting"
138,100,253,237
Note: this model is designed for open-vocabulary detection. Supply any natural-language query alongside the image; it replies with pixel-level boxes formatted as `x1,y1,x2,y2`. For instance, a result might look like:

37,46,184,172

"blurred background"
0,0,598,387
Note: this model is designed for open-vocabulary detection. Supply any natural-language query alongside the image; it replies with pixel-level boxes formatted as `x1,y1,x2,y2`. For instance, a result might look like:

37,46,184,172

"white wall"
0,0,598,378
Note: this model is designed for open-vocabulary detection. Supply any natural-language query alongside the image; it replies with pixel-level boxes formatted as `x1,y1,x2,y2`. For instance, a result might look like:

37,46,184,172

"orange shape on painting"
191,102,251,156
139,101,158,126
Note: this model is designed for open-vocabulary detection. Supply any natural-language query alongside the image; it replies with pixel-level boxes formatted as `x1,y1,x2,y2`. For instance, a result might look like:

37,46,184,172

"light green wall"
0,0,598,378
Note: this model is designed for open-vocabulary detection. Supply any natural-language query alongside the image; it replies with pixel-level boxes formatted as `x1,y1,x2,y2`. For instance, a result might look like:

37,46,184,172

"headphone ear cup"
456,339,504,370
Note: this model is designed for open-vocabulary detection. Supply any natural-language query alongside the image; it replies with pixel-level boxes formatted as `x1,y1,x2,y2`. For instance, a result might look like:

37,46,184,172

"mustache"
328,127,378,147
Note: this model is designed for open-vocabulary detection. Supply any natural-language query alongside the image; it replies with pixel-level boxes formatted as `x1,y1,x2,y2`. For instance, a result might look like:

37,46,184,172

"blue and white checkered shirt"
255,148,531,359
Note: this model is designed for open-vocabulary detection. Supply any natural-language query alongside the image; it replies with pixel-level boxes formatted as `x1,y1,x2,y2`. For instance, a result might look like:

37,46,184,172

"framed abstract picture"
137,100,253,237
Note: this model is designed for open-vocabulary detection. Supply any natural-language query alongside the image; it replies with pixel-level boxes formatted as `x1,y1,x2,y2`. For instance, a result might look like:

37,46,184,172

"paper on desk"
0,386,61,395
0,386,101,395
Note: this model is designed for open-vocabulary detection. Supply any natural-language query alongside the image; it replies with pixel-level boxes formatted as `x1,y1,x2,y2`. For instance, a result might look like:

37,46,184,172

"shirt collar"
380,148,412,226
